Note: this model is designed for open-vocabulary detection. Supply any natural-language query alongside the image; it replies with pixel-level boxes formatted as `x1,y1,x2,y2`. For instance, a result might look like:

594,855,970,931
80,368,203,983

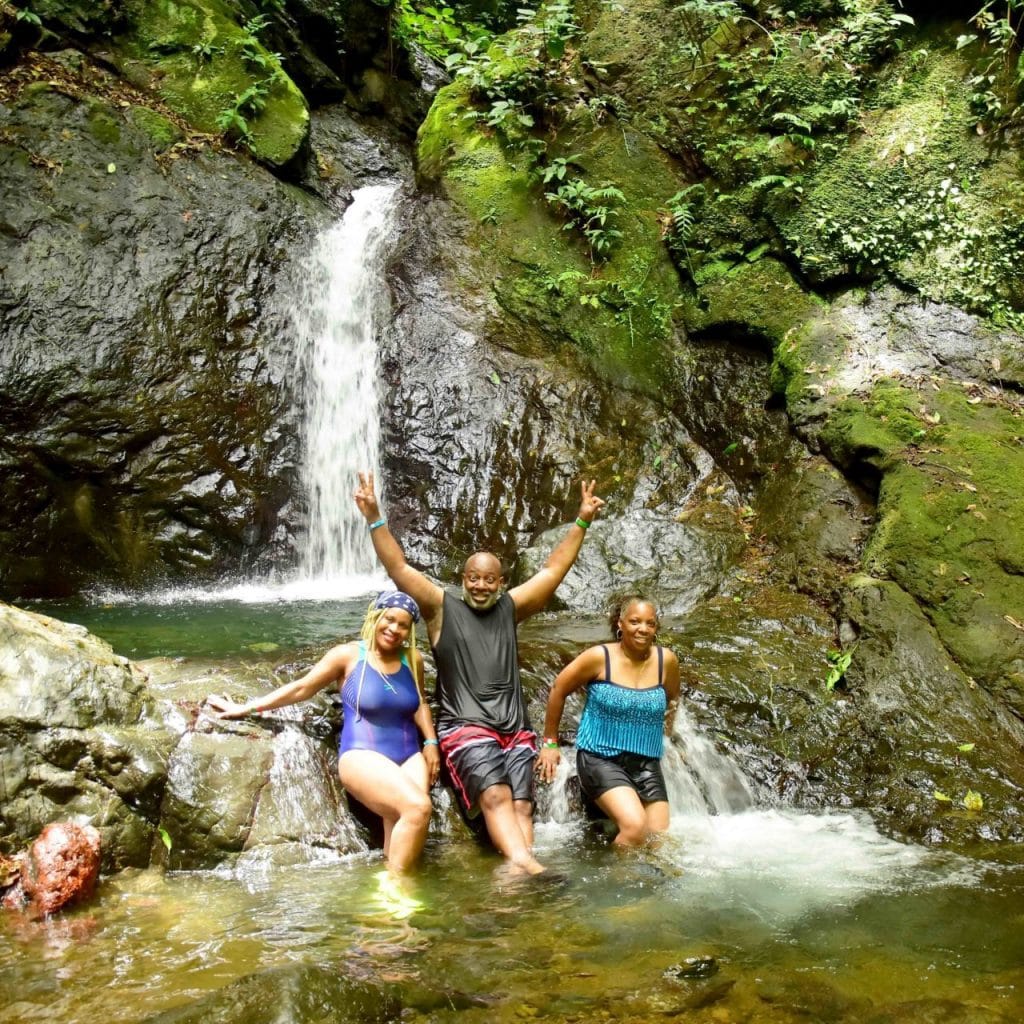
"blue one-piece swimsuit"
337,645,421,765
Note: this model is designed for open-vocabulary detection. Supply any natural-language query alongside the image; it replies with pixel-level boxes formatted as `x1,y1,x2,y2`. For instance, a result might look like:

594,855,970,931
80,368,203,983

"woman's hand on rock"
205,695,251,720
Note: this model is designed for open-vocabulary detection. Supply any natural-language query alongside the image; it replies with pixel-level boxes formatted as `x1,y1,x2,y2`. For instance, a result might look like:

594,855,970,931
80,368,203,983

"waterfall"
290,183,402,591
663,704,755,815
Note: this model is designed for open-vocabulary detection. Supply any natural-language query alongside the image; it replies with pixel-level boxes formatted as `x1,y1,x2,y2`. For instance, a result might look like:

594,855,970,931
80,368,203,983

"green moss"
86,102,121,144
128,106,182,148
821,380,1024,697
681,257,822,347
774,47,1024,324
417,77,683,389
112,0,308,167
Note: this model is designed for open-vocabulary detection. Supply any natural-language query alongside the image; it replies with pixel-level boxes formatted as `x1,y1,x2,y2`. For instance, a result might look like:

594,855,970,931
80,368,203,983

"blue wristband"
369,518,387,531
423,738,439,747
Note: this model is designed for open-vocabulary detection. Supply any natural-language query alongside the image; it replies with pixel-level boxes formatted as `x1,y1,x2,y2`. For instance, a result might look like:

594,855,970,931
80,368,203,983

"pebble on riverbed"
663,956,720,980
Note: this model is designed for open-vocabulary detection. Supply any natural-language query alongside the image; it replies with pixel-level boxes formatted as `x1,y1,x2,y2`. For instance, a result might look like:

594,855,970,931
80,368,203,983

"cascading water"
289,183,402,596
532,701,968,920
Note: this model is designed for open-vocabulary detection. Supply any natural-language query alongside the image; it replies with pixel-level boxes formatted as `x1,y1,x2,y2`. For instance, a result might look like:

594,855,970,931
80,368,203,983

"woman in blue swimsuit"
207,591,440,874
536,595,680,847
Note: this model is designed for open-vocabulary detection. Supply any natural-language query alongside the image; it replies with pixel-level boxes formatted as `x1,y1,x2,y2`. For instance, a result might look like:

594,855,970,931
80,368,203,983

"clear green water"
4,599,1024,1024
2,825,1022,1024
24,594,370,660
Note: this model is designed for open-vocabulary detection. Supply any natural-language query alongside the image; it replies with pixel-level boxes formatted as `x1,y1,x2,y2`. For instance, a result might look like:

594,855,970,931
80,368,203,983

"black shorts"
439,725,537,815
576,748,668,805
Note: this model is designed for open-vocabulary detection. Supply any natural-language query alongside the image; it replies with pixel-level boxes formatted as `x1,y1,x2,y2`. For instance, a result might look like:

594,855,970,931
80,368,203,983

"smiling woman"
537,594,681,847
205,591,440,877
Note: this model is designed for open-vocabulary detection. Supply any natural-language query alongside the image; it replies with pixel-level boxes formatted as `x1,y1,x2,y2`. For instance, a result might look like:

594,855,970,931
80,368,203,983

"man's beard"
462,585,501,611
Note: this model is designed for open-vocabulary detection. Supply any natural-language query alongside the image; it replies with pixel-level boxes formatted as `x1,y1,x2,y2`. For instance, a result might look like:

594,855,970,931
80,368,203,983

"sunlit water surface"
5,597,1023,1024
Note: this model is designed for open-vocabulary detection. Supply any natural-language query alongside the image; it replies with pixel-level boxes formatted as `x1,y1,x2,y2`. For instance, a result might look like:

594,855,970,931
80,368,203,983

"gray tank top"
432,590,530,733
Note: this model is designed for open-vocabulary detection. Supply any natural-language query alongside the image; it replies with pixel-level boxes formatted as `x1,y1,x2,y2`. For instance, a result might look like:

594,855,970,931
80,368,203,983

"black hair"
607,593,659,637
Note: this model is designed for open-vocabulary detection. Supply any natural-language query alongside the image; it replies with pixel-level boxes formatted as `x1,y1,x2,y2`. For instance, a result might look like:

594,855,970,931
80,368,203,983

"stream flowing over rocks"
2,0,1024,875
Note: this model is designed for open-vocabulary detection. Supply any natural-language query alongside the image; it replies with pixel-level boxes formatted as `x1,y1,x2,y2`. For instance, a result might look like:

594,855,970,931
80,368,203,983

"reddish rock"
19,823,101,915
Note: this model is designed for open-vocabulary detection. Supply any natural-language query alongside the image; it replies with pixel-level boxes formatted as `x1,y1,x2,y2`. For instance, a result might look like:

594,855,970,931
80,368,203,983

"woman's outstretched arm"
206,644,356,719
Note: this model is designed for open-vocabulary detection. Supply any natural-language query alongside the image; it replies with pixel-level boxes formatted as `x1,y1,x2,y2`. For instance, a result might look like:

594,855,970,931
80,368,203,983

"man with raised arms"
355,471,605,876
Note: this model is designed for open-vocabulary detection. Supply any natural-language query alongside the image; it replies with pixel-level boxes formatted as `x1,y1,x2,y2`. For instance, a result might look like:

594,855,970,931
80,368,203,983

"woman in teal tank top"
536,595,680,847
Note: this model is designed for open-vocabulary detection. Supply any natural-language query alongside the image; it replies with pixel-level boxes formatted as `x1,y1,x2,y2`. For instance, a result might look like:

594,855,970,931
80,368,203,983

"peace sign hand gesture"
354,471,382,523
577,479,605,524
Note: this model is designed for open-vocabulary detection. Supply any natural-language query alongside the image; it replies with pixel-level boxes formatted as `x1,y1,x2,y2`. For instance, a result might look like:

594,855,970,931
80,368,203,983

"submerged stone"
664,955,719,979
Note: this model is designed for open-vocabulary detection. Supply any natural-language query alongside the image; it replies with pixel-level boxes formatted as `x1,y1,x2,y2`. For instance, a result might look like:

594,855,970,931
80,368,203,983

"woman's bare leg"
594,786,653,847
339,750,432,872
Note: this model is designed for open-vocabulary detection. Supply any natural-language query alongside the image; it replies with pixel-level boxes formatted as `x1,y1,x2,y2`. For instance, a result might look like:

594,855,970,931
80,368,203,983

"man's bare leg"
514,798,534,849
478,784,545,875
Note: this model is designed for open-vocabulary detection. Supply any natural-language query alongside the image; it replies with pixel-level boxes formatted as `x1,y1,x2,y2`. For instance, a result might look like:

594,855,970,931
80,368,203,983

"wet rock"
18,822,101,915
138,962,401,1024
0,601,176,868
0,59,418,598
756,976,856,1021
664,955,719,980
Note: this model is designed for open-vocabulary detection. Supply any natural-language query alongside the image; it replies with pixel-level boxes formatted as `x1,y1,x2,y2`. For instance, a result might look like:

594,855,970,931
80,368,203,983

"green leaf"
933,790,953,803
158,826,173,851
107,163,117,174
825,647,855,691
962,790,984,811
489,371,501,385
723,442,739,455
957,742,976,753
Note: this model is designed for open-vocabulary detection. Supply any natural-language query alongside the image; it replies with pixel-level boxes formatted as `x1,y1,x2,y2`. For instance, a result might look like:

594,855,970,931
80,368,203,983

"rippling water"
5,597,1024,1024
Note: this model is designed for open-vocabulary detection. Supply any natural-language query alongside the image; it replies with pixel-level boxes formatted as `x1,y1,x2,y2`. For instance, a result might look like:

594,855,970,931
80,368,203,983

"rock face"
0,600,369,870
0,601,171,869
0,53,420,598
18,821,101,915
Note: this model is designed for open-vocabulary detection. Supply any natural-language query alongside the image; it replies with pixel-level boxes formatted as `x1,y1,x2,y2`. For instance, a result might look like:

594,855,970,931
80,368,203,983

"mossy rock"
32,0,124,33
820,380,1024,711
128,105,182,148
112,0,309,167
417,76,684,391
680,256,822,348
774,44,1024,324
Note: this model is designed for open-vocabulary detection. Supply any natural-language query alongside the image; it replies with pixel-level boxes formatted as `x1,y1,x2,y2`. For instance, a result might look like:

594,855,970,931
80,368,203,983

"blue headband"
374,591,420,623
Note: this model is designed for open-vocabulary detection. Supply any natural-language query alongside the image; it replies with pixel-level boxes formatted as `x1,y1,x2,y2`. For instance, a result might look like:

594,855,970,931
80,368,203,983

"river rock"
664,955,719,980
0,601,176,869
138,962,401,1024
16,821,101,915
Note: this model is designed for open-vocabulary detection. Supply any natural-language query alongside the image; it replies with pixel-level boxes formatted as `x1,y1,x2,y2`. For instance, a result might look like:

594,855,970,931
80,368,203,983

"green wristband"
542,739,559,749
575,517,590,530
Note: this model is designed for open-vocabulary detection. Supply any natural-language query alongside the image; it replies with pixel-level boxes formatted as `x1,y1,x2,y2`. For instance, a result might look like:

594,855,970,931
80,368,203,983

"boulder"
17,821,101,915
0,601,174,868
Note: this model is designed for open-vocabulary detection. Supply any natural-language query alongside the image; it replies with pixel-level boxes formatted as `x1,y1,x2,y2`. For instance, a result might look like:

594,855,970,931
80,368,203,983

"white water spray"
290,183,402,592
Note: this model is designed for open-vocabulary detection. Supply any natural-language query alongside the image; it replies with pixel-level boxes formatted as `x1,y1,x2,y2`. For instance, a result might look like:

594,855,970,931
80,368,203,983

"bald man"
355,473,604,876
